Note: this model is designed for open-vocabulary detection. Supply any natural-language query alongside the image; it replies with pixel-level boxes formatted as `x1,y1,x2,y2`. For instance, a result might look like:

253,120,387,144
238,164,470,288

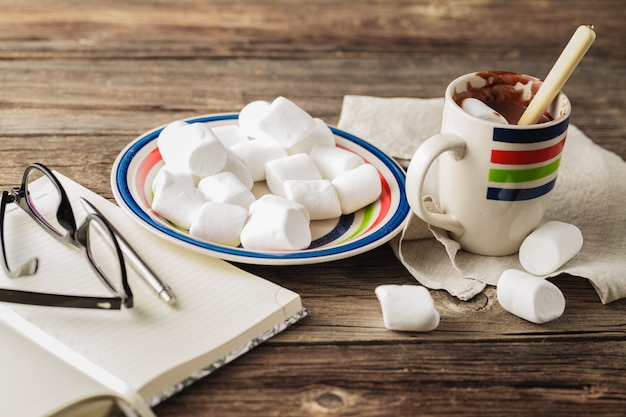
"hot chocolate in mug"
405,71,571,256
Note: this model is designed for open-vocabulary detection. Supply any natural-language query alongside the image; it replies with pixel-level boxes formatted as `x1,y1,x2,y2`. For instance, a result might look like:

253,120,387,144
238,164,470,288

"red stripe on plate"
136,147,162,206
368,172,391,231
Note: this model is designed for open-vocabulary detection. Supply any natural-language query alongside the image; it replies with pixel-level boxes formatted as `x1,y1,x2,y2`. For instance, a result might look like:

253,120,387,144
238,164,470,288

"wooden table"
1,1,625,415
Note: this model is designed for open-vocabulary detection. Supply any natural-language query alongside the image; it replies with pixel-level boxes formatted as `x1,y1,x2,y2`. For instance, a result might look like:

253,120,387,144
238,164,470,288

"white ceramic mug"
405,71,571,256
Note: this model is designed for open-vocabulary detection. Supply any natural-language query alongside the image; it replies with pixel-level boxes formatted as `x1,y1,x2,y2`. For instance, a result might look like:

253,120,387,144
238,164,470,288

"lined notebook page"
0,305,156,417
0,315,115,417
0,173,303,399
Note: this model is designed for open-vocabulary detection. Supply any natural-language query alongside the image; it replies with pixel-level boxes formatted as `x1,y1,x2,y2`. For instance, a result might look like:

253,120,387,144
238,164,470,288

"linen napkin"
337,95,626,304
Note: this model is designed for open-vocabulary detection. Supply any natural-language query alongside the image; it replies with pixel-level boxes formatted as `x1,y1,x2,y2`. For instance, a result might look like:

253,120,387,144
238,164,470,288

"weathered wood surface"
0,0,624,416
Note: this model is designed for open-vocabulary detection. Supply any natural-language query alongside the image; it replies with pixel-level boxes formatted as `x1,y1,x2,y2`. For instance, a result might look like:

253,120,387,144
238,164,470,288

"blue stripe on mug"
486,177,557,201
492,118,569,143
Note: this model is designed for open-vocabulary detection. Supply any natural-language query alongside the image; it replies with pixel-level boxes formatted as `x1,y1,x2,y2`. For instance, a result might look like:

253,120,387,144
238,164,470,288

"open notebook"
0,172,306,417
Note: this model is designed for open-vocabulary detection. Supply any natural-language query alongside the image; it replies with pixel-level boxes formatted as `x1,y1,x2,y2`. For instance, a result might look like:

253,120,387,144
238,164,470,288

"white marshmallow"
240,204,311,251
211,125,249,149
249,194,310,222
151,164,198,193
151,170,205,230
287,118,335,155
497,269,566,324
310,144,364,180
238,100,270,138
222,151,254,190
197,172,256,209
157,120,187,141
375,285,440,332
461,98,509,124
189,201,248,246
283,179,342,220
256,97,316,148
230,139,288,182
519,221,583,275
265,153,322,197
156,121,188,170
185,125,228,177
157,121,228,177
331,164,382,214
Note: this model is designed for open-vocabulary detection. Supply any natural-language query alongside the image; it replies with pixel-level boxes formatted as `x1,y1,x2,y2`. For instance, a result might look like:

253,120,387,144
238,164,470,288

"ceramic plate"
111,113,410,265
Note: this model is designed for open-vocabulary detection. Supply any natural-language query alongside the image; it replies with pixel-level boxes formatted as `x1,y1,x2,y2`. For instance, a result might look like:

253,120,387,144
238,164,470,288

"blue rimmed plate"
111,113,410,265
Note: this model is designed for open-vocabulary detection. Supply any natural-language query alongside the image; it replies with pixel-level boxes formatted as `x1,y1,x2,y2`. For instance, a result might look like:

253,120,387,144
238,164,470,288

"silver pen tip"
159,288,176,305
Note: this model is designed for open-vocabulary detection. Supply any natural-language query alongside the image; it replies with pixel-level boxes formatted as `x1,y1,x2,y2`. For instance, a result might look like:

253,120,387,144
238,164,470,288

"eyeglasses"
0,163,133,310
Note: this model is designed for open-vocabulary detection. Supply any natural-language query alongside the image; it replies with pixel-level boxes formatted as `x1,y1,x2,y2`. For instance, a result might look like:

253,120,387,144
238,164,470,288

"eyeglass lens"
24,167,125,299
84,218,125,295
24,168,65,236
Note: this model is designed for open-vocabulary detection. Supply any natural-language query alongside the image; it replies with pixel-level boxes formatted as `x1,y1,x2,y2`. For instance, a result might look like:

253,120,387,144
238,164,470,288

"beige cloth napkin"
337,95,626,304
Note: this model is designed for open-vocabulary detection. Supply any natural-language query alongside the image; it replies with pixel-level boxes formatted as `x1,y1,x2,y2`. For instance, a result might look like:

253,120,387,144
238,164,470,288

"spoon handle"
518,25,596,125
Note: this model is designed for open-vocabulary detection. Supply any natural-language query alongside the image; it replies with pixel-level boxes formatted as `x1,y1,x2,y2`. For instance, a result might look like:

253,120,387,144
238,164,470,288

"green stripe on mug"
488,157,561,183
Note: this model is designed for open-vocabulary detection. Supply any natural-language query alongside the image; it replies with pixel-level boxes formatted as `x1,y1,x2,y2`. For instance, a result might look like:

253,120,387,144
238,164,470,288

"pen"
79,197,176,305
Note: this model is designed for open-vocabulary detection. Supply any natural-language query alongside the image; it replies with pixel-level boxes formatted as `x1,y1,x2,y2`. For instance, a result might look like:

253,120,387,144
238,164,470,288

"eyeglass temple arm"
0,191,39,278
0,288,123,310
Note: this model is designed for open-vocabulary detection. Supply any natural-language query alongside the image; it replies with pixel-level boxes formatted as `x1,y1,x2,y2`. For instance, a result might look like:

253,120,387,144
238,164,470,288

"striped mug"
405,71,571,256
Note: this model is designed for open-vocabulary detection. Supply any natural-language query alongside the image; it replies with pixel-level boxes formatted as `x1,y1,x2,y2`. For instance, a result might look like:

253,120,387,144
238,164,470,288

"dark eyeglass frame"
0,163,133,310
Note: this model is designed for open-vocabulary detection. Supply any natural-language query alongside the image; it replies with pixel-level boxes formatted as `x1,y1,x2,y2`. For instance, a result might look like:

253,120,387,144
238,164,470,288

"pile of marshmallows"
151,97,382,251
376,221,584,331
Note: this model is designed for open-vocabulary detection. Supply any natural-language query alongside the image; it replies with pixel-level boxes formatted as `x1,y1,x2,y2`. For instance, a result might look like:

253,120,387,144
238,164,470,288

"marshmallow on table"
283,179,342,220
332,163,382,214
286,118,336,155
197,171,256,209
151,170,205,230
189,201,248,246
238,100,270,138
222,151,254,190
461,98,509,124
241,196,311,251
265,153,322,197
375,285,440,332
230,139,288,182
310,144,364,180
497,269,565,324
256,97,317,148
211,125,249,149
519,221,583,275
157,121,228,177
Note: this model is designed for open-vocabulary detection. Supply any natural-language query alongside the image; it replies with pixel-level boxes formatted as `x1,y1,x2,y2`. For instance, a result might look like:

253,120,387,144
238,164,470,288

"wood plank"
0,0,623,60
0,58,623,159
238,245,626,343
153,340,626,416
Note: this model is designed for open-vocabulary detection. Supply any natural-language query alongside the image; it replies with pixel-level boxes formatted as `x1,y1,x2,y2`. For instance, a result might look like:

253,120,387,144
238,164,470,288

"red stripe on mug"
491,137,566,165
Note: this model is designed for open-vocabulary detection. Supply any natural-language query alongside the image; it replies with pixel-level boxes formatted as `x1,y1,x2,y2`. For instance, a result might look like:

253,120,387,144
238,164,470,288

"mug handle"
405,132,466,236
